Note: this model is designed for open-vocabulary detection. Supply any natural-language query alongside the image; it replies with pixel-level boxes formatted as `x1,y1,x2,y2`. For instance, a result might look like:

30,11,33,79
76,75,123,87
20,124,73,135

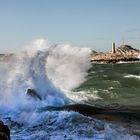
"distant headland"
90,43,140,64
0,43,140,64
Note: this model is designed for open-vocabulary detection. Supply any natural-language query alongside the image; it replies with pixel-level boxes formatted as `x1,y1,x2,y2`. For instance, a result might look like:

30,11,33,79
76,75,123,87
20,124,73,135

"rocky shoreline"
90,44,140,64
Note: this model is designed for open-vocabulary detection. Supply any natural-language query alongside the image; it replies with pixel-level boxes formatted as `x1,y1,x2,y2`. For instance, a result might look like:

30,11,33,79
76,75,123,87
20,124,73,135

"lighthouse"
112,42,116,54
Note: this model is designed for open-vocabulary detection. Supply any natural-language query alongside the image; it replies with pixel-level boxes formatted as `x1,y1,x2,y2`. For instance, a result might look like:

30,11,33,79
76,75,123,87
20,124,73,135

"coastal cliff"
91,45,140,63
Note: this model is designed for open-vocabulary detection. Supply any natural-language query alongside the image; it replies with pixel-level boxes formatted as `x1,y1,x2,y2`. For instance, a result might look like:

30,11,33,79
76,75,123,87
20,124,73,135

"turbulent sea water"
0,39,140,140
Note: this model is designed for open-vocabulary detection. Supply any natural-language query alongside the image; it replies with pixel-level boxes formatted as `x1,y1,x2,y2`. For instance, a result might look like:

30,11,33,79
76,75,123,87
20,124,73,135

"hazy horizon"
0,39,140,54
0,0,140,53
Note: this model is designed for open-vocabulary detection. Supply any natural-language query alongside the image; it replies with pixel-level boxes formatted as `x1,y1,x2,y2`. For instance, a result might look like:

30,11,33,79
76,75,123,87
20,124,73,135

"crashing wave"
0,38,92,118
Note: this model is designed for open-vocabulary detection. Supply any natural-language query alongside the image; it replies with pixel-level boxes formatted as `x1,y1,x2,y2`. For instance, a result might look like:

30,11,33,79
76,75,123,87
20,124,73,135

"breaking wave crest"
124,74,140,79
0,38,92,122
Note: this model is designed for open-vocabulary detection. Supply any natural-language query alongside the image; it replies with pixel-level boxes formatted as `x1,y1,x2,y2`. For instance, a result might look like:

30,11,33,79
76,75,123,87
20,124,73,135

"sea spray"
46,43,92,90
0,40,139,140
0,38,92,122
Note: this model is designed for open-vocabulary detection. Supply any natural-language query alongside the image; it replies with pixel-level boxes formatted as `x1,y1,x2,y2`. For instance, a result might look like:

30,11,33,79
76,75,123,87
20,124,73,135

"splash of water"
0,38,92,117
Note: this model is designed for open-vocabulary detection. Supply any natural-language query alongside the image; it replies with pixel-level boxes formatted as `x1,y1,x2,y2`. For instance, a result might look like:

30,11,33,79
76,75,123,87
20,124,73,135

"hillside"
90,45,140,63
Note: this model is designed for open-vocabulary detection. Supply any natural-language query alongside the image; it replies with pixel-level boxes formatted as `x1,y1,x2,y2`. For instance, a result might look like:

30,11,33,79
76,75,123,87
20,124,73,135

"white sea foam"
9,111,139,140
124,74,140,79
65,89,102,103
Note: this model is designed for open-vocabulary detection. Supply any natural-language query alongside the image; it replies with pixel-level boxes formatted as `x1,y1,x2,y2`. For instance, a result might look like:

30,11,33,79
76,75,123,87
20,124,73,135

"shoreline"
90,44,140,64
91,60,140,64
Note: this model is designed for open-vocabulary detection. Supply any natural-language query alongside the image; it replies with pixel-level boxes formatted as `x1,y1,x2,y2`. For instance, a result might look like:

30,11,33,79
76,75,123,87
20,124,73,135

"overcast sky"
0,0,140,53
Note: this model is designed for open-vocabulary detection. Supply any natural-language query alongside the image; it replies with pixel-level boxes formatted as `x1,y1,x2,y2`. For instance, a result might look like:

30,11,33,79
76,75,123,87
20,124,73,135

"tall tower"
112,42,116,54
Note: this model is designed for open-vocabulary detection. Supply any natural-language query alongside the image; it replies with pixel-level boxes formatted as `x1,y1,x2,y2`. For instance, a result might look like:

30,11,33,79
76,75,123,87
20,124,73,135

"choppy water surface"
75,63,140,106
0,39,139,140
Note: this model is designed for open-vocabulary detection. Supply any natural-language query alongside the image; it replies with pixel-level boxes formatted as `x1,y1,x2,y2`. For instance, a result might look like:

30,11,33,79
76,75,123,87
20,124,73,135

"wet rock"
26,89,42,100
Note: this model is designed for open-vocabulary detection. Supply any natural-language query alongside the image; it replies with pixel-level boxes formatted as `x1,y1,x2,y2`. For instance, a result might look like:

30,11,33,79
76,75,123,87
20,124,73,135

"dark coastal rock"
26,89,42,100
0,121,10,140
91,45,140,63
91,50,97,54
0,133,9,140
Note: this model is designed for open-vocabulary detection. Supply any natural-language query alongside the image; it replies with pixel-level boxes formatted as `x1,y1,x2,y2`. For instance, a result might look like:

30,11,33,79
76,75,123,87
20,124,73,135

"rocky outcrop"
26,89,42,100
90,45,140,63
